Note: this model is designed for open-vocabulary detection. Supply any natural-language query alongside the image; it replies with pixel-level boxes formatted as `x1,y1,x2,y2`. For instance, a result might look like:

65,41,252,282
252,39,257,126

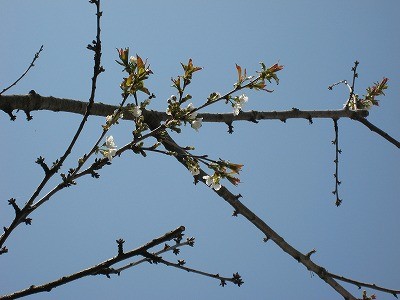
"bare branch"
328,271,400,297
0,0,104,252
114,237,195,273
0,226,185,300
352,114,400,148
157,257,243,287
113,237,241,287
332,119,343,206
0,45,44,96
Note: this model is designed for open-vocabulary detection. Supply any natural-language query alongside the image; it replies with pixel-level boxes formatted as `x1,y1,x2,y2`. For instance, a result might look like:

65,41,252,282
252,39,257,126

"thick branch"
2,94,398,148
0,94,369,122
0,226,185,300
1,95,398,298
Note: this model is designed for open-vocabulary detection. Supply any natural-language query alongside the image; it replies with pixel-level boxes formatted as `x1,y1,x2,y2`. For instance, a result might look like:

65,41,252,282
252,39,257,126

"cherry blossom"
191,117,203,131
203,175,221,191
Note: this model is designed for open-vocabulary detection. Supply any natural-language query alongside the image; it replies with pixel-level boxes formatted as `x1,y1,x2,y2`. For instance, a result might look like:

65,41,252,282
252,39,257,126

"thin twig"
0,0,104,252
114,239,194,273
0,45,44,96
30,123,167,210
328,271,400,297
343,61,359,109
157,257,243,287
113,238,241,287
332,119,342,206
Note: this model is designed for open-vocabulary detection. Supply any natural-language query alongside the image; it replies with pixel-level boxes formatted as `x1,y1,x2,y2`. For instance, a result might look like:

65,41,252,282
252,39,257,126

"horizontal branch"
0,94,368,122
0,226,185,300
3,94,398,148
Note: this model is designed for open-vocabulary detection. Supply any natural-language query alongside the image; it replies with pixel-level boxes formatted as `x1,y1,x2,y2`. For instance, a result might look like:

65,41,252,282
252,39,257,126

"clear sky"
1,1,399,299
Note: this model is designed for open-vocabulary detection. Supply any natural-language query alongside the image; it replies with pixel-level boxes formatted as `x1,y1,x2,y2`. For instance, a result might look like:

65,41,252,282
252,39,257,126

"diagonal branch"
114,238,242,287
156,257,243,287
0,0,104,253
352,114,400,148
145,114,397,297
0,45,44,96
0,226,185,300
327,271,400,298
143,114,358,300
1,95,398,298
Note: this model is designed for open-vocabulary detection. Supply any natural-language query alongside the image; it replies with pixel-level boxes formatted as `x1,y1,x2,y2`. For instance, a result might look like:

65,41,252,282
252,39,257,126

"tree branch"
2,94,398,148
1,95,398,298
0,226,185,300
0,94,368,122
352,114,400,148
328,271,400,298
141,115,358,300
0,0,104,253
0,46,44,96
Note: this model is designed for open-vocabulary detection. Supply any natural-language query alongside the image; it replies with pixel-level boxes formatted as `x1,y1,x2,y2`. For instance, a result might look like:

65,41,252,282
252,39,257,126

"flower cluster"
207,92,221,103
203,174,221,191
362,290,376,300
112,52,281,196
117,48,153,96
203,160,243,191
100,136,118,161
232,94,248,116
131,105,142,117
186,103,203,131
166,97,203,132
104,109,124,130
257,62,284,88
234,62,283,92
348,77,389,110
185,157,200,176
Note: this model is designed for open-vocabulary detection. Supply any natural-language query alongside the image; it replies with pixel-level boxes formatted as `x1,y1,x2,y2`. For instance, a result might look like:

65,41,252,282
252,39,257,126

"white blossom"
106,136,116,149
104,136,117,161
233,94,248,116
106,110,123,124
203,175,221,191
189,165,200,176
132,105,142,117
187,103,198,119
168,95,177,102
233,104,241,116
106,148,117,161
129,56,137,64
238,94,248,105
191,117,203,131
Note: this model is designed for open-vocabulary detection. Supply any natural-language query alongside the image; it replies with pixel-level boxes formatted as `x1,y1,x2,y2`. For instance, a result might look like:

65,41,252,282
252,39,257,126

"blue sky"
1,1,399,299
